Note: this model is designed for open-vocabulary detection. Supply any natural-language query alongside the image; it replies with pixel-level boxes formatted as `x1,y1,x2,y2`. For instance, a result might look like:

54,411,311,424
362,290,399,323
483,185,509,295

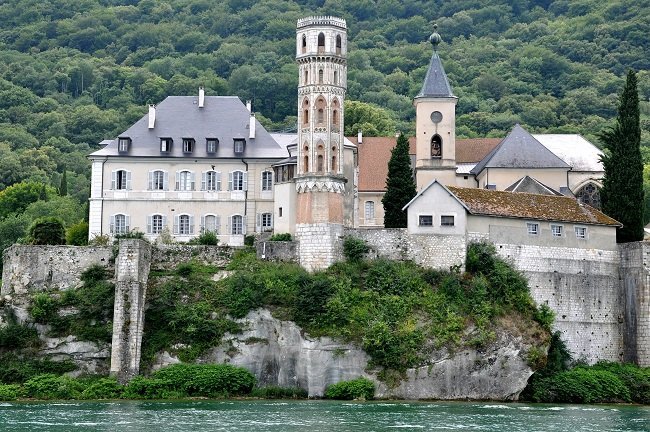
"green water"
0,400,647,431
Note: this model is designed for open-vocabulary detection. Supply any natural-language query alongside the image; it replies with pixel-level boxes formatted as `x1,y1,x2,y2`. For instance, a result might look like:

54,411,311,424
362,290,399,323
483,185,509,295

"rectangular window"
364,201,375,222
441,215,455,226
231,215,243,235
118,137,130,152
182,138,195,153
234,139,245,154
206,138,218,153
261,171,273,191
261,213,273,231
527,222,539,236
419,215,433,226
160,138,172,152
279,207,283,217
575,226,587,239
151,215,164,234
230,171,246,191
551,224,563,237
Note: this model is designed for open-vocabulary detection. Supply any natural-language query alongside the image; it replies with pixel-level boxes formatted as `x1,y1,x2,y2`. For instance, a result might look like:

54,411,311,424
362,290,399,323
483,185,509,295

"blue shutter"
148,171,153,190
147,215,152,234
163,171,169,191
201,172,207,191
111,171,116,190
126,171,132,190
228,172,233,191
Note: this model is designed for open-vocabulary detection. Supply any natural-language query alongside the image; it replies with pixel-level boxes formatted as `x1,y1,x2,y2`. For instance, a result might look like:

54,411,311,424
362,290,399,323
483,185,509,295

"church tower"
414,25,458,190
295,16,347,270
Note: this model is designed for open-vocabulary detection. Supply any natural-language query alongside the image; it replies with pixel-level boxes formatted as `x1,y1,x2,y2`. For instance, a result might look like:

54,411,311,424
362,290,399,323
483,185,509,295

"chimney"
357,130,363,144
246,100,252,112
148,104,155,129
198,86,205,108
249,113,256,139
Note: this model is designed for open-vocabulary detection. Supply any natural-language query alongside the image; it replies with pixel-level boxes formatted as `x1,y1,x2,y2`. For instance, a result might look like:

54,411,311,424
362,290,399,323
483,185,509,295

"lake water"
0,400,648,431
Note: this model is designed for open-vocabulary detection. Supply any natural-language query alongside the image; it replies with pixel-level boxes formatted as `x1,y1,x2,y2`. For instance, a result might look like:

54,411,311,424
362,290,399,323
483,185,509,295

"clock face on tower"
430,111,443,124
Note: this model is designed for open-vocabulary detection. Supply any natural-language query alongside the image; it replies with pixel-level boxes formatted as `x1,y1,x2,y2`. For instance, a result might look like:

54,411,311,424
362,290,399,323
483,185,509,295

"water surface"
0,400,647,431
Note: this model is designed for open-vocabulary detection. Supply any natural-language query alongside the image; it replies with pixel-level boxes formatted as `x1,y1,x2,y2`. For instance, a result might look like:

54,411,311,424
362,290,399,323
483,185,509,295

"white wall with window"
201,171,221,191
176,171,195,191
173,214,194,235
201,214,221,234
551,224,564,237
111,170,131,190
526,222,539,236
147,214,166,235
148,170,168,190
110,214,130,235
229,170,248,191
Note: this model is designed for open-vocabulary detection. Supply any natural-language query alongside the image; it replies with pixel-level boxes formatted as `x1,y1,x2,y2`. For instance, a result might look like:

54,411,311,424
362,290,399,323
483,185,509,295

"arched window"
576,182,601,209
318,69,323,84
303,155,309,173
202,214,220,234
149,170,166,190
331,155,337,172
147,214,165,234
302,99,309,125
304,70,308,84
231,214,244,235
332,99,340,126
317,32,325,53
431,135,442,159
202,170,221,191
112,169,131,190
317,155,324,173
229,170,247,191
334,70,338,85
317,108,324,123
336,35,342,54
176,170,194,191
315,97,326,126
175,214,193,235
301,34,306,53
110,214,129,235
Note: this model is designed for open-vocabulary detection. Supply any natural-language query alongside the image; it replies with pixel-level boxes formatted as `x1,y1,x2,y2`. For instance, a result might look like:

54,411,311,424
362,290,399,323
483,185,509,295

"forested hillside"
0,0,647,249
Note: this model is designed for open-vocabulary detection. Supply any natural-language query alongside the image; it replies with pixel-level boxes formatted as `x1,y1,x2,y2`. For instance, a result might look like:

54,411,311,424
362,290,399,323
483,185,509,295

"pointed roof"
470,124,570,175
505,176,564,196
416,25,454,98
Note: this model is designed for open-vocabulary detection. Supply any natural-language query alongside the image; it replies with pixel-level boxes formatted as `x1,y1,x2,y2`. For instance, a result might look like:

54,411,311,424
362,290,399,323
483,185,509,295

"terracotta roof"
447,186,620,226
350,136,415,191
455,138,502,163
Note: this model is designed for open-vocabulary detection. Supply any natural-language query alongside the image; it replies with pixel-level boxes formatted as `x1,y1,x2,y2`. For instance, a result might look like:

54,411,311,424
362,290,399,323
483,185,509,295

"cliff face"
154,309,536,400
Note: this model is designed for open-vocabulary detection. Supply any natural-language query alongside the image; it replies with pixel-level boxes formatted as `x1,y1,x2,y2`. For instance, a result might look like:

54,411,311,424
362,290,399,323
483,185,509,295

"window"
160,138,172,152
336,34,342,54
176,171,195,191
551,224,563,237
234,139,245,154
302,100,309,125
206,138,218,153
279,207,283,217
441,215,455,226
301,34,306,53
317,32,325,52
431,135,442,158
303,155,309,173
260,212,273,232
112,170,130,190
182,138,194,153
261,171,273,191
147,214,165,234
319,69,323,84
149,170,166,190
575,226,587,239
118,137,130,152
110,214,129,235
334,70,338,85
317,155,324,172
365,201,375,222
202,171,221,191
419,215,433,226
202,214,220,234
304,70,308,85
175,214,194,235
229,170,247,191
231,215,244,235
576,183,601,209
527,222,539,236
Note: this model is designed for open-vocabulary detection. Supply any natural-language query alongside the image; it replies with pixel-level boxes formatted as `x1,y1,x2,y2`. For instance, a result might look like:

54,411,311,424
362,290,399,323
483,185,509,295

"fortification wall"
619,242,650,366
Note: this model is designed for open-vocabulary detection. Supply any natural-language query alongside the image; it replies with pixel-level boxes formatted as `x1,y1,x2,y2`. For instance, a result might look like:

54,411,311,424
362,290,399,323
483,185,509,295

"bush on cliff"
324,377,375,400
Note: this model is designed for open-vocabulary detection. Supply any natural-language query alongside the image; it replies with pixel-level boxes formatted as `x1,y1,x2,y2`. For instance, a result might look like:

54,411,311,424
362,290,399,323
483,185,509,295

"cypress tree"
59,168,68,196
382,133,416,228
600,70,643,242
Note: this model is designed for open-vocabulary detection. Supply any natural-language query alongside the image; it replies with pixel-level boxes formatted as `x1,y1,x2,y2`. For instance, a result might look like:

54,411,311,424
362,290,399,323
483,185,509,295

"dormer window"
234,138,245,154
182,138,195,153
118,137,131,153
206,138,218,153
160,138,173,152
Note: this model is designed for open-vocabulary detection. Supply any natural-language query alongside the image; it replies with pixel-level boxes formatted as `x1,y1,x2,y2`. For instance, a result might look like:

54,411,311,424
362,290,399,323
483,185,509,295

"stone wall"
1,245,112,296
256,241,297,262
296,223,343,271
619,242,650,366
150,245,233,269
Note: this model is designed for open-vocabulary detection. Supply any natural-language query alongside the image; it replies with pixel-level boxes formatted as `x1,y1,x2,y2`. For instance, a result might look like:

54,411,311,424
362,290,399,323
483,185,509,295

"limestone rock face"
154,309,536,400
40,335,111,375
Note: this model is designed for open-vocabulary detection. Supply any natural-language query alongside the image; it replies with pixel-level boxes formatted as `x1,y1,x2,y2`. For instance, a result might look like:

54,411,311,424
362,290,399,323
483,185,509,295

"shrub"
152,364,257,397
80,378,124,400
0,384,21,401
0,354,76,384
342,236,369,262
115,230,145,240
324,377,375,400
365,259,427,296
24,374,84,400
66,221,89,246
269,233,292,241
188,231,219,245
80,265,107,285
122,376,179,399
530,367,631,403
293,274,335,326
244,235,255,246
534,304,555,332
27,217,66,245
89,234,110,246
29,293,59,323
0,323,40,349
250,385,307,399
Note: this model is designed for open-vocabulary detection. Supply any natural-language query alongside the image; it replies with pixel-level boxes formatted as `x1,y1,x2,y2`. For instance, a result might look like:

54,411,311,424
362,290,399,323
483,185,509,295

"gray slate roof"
470,124,570,175
90,96,286,159
505,175,564,196
416,51,454,98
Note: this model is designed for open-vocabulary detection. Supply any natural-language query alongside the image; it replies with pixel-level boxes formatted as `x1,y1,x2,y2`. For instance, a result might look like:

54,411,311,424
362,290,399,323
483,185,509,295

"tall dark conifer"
382,133,416,228
600,70,643,242
59,168,68,196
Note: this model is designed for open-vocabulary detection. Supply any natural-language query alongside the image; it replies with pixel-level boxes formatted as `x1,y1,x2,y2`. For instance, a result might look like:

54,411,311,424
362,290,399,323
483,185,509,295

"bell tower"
414,24,458,189
295,16,348,271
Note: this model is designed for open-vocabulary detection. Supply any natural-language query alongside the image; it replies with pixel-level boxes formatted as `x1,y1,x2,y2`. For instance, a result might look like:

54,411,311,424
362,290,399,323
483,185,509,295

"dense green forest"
0,0,648,249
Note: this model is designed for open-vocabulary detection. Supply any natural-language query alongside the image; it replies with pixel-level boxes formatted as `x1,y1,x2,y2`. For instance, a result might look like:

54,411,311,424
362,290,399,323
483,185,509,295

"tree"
59,168,68,196
600,70,643,242
382,132,416,228
27,217,66,245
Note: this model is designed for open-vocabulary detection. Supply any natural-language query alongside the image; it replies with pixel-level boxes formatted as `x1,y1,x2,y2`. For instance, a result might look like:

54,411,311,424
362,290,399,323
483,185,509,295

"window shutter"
175,171,180,190
126,171,132,190
227,216,231,235
173,215,179,235
256,213,261,232
200,215,205,232
189,215,195,235
215,216,221,234
110,215,115,233
148,171,153,190
243,172,248,191
190,172,196,190
270,214,273,228
201,172,207,191
147,215,152,234
163,171,169,191
216,172,222,191
162,215,167,230
111,171,116,190
125,215,130,232
228,172,233,191
242,216,247,235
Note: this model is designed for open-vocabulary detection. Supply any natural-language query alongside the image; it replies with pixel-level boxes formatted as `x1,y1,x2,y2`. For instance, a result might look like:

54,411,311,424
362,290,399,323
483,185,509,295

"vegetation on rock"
324,377,375,400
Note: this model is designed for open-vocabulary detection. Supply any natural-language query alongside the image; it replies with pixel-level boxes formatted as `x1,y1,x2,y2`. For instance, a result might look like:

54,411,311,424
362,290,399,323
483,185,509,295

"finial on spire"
429,23,442,51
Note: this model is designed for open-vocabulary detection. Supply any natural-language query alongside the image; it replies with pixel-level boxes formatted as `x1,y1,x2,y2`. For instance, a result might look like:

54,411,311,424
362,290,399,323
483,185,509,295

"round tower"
295,16,348,271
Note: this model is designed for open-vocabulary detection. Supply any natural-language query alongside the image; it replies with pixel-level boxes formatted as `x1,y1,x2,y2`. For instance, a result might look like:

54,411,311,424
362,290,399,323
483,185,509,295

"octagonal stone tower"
295,16,348,271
